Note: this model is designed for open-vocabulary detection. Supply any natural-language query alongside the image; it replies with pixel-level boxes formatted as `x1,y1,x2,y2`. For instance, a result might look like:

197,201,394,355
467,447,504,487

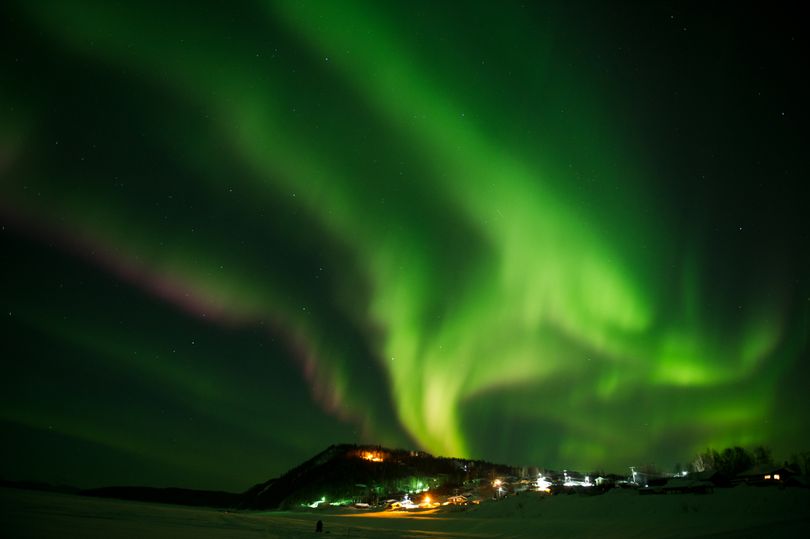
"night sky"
1,1,807,491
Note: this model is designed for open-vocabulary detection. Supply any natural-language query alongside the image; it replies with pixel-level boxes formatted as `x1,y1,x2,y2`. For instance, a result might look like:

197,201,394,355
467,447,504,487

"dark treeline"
691,446,810,477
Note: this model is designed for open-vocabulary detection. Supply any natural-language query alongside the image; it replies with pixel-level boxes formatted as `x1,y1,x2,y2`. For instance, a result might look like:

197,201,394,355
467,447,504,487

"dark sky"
1,1,807,491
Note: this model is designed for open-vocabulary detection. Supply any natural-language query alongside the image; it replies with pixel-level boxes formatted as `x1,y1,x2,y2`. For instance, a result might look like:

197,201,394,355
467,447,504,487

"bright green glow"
260,1,660,457
2,0,804,480
264,1,790,460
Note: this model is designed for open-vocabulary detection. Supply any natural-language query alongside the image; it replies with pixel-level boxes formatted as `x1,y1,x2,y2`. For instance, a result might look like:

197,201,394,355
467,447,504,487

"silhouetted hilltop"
0,478,79,495
241,443,516,509
2,445,518,510
81,486,242,508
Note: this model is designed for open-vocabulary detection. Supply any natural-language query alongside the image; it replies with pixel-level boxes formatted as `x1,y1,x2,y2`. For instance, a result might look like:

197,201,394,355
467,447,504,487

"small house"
736,465,797,485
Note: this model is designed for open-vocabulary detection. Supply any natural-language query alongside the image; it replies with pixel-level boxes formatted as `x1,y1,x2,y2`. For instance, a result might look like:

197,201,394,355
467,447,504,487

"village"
298,446,809,512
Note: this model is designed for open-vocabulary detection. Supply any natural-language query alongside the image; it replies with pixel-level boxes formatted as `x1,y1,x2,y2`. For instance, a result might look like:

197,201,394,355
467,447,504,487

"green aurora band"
1,1,806,487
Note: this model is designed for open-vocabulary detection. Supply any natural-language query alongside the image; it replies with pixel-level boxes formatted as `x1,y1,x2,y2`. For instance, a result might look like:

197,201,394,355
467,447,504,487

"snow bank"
3,485,809,538
455,486,810,537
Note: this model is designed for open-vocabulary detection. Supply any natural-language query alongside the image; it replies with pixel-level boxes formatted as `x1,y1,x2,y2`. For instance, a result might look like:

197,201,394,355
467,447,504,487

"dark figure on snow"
315,519,323,533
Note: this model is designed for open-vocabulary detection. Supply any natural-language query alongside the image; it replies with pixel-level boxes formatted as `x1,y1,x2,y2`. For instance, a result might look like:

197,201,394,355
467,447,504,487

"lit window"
774,474,781,480
764,474,771,480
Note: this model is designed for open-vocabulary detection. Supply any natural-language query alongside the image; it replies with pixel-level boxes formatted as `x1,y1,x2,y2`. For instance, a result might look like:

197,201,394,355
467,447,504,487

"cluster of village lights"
536,475,552,493
562,471,593,488
307,471,604,510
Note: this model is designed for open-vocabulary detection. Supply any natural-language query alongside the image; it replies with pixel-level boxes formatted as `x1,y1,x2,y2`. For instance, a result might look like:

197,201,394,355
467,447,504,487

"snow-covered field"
2,486,809,538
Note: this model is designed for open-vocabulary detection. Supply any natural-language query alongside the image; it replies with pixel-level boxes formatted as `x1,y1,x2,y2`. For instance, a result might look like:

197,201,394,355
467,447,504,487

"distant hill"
81,486,242,508
0,478,79,495
3,444,519,510
240,443,517,509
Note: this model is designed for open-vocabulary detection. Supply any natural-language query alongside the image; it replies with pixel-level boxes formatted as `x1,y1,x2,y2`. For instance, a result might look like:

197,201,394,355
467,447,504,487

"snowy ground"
2,486,809,538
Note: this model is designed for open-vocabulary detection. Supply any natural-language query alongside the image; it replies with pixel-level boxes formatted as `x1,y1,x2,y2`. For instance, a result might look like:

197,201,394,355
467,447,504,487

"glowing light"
774,474,781,480
308,496,327,508
536,475,552,493
359,450,385,462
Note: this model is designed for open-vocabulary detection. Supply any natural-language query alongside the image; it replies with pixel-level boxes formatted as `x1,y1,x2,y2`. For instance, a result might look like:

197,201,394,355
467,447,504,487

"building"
736,465,797,485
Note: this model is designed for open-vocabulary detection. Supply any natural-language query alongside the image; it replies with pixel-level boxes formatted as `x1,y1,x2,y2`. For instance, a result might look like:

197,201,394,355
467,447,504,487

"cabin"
736,465,797,485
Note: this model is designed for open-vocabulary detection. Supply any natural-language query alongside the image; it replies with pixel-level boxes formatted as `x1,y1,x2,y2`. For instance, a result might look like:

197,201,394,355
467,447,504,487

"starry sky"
1,1,807,491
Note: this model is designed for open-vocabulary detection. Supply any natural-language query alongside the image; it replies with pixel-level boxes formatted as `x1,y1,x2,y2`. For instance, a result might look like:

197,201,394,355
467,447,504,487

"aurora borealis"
1,1,807,490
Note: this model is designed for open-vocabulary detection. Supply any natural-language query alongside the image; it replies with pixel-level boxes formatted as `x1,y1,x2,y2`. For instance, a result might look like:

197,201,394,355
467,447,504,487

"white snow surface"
2,486,809,538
